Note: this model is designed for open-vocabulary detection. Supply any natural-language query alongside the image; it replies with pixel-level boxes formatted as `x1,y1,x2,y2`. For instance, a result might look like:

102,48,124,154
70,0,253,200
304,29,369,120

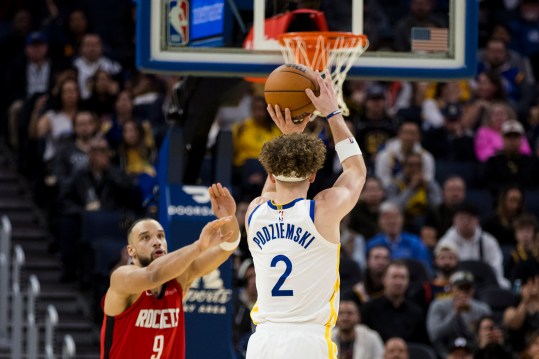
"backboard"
136,0,478,80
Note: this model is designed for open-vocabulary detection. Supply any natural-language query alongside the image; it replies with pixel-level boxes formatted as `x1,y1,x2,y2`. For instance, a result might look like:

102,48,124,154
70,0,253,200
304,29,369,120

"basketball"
264,64,320,123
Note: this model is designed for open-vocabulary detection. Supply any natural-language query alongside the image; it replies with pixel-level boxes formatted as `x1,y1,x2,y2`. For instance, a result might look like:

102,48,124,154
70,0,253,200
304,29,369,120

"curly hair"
259,133,326,179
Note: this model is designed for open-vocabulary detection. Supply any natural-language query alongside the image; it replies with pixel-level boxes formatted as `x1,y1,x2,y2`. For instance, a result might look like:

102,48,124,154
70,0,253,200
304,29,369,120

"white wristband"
220,233,241,251
335,137,362,163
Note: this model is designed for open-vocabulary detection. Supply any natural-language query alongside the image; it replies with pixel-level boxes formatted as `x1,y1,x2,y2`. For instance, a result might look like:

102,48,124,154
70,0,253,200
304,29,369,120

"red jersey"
100,280,185,359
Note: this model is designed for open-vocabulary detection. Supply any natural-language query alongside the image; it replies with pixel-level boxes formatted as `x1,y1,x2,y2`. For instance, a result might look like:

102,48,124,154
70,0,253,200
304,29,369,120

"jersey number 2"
151,335,164,359
271,255,293,296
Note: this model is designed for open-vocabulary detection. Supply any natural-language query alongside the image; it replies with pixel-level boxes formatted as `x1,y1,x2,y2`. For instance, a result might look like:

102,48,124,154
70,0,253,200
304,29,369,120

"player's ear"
309,173,316,183
126,244,135,258
269,174,276,183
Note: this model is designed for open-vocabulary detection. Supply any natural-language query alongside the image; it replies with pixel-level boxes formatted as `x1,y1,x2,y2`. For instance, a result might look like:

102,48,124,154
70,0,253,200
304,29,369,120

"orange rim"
277,31,368,48
277,32,368,71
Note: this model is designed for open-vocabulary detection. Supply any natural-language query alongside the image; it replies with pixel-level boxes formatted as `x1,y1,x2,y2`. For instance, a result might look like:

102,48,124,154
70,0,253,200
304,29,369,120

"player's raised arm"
306,70,367,218
105,217,233,314
178,183,240,290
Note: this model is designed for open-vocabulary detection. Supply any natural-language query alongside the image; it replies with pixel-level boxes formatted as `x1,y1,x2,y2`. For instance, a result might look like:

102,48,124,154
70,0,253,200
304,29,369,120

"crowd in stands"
2,0,539,358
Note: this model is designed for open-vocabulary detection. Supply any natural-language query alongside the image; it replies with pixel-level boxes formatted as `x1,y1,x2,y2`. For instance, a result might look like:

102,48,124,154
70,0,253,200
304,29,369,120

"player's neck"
274,186,308,204
274,180,310,203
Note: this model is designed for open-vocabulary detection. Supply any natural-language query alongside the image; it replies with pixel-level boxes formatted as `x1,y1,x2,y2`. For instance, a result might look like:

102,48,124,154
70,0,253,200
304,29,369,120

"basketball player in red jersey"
100,183,240,359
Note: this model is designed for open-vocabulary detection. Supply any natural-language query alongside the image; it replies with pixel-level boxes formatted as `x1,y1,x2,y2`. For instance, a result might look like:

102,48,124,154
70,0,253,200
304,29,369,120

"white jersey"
247,198,340,327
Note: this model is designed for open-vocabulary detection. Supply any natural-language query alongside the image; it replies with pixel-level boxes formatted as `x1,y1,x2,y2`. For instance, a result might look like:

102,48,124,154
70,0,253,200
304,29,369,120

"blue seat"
465,190,493,220
403,259,432,301
403,258,431,286
233,0,253,10
79,210,127,319
476,286,519,323
242,159,266,179
80,210,126,276
91,229,127,322
240,159,267,197
435,161,479,188
81,210,125,244
458,260,499,292
407,342,437,359
93,239,125,276
198,155,213,186
525,190,539,219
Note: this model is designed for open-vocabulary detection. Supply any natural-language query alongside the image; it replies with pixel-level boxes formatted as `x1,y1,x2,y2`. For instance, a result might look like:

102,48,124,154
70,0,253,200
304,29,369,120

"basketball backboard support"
136,0,478,81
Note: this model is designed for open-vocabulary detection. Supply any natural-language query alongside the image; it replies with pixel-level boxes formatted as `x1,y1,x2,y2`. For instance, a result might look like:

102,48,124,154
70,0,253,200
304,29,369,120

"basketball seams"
264,71,313,92
275,69,320,94
265,70,320,92
264,64,320,121
264,94,312,111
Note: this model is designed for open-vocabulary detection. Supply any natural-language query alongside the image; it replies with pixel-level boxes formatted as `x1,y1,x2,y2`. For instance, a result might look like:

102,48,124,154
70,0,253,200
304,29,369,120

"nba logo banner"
167,0,189,46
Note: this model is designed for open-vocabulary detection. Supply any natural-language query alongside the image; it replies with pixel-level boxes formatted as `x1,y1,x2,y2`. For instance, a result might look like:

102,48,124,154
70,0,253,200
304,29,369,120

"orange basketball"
264,64,320,123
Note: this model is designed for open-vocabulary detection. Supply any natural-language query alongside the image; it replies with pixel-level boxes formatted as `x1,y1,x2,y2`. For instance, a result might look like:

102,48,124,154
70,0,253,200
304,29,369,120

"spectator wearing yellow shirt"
232,96,281,197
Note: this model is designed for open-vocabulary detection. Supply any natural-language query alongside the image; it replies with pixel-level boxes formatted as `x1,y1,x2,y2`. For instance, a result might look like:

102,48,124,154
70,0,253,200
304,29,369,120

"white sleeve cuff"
335,137,362,163
219,233,241,251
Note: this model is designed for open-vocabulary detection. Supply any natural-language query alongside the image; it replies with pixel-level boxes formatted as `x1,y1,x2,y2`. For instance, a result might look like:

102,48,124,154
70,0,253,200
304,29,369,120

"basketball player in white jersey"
245,70,367,359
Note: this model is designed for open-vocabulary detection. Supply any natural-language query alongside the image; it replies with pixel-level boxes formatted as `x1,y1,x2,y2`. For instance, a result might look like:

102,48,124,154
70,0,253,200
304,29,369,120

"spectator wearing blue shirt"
476,38,535,115
366,201,433,273
508,0,539,80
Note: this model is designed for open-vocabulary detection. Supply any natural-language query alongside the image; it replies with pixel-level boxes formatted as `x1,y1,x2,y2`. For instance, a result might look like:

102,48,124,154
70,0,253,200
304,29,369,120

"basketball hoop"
278,32,369,117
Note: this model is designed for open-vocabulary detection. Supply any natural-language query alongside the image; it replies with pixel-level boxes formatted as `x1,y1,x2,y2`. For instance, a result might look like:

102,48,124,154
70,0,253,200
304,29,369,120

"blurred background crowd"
1,0,539,358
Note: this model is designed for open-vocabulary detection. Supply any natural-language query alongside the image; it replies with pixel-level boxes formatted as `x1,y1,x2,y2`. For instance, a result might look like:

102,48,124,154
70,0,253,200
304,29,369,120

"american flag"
411,27,448,52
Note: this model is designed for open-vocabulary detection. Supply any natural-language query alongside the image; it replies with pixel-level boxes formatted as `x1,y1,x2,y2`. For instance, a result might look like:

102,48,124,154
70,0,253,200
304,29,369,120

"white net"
279,32,369,117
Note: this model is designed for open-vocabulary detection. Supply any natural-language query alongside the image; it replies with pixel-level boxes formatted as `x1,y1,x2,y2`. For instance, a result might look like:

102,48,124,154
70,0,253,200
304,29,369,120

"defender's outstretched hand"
267,104,310,135
305,70,339,117
209,183,236,218
197,216,234,251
